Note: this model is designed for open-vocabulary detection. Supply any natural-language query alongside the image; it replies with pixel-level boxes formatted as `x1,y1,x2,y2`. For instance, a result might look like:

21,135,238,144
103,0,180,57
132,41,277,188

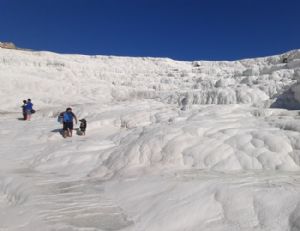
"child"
79,119,87,135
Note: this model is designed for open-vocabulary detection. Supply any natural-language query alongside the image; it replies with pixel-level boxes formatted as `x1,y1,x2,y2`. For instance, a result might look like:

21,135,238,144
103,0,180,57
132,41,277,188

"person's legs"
26,110,31,121
63,122,68,138
68,122,74,137
64,122,73,137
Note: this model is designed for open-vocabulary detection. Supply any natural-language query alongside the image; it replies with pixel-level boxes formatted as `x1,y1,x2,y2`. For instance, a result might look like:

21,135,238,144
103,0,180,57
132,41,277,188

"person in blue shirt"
63,107,78,138
25,99,33,121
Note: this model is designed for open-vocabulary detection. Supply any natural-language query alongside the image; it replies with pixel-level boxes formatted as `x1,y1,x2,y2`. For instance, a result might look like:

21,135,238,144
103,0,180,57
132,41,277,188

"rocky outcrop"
0,42,17,49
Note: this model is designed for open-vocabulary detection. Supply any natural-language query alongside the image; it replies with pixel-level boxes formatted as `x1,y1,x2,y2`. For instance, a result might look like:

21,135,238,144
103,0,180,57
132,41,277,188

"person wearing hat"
62,107,77,138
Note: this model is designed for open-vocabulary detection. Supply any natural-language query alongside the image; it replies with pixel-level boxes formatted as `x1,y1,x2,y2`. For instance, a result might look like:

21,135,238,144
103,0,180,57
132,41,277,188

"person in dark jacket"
21,100,27,120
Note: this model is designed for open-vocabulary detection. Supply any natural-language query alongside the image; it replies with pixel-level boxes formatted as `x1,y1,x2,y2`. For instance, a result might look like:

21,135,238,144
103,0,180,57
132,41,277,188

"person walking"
25,99,33,121
21,100,27,120
62,107,77,138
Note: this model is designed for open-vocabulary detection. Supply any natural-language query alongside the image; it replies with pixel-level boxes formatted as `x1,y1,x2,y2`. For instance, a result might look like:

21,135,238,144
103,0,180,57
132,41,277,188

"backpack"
57,112,64,123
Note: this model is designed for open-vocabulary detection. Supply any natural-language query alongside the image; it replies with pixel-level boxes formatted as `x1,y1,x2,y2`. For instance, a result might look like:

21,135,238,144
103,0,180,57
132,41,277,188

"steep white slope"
1,48,300,112
2,47,300,175
1,48,300,231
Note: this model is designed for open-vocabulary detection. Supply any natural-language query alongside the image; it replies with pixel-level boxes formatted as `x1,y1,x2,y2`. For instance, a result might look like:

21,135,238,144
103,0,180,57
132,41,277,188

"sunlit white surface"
1,47,300,230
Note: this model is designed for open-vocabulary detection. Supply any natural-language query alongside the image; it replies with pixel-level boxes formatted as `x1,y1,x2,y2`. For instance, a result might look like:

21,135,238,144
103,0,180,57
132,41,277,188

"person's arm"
72,112,78,124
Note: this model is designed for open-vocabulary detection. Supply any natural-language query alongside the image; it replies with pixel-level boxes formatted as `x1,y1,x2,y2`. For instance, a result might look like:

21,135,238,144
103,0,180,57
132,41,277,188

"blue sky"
0,0,299,61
